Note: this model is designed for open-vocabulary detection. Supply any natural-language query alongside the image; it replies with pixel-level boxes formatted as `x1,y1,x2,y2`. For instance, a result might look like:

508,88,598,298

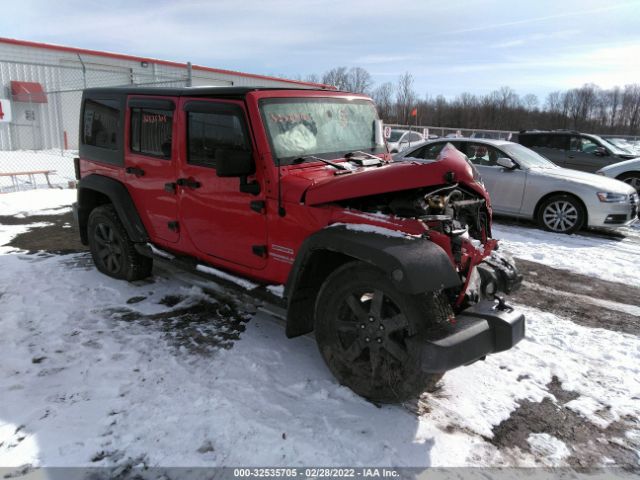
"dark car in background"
516,130,639,174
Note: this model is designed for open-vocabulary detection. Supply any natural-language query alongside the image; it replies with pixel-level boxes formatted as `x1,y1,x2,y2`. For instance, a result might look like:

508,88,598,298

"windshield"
388,130,406,142
501,143,557,168
260,97,384,165
598,136,633,155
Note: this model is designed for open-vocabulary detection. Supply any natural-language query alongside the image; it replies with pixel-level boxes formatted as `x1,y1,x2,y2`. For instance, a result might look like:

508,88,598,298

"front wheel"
536,194,586,234
617,172,640,193
314,261,451,403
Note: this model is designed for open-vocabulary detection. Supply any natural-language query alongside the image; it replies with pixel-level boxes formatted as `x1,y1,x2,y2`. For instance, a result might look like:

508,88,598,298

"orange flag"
410,108,417,117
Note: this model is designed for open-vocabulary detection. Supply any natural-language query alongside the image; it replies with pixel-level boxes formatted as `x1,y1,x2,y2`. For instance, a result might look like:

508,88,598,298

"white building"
0,37,327,151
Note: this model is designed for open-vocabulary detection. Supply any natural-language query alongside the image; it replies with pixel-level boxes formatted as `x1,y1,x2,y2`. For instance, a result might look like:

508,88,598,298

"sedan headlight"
597,192,627,202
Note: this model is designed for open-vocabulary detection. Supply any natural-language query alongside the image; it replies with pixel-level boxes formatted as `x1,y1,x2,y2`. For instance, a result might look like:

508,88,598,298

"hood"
598,157,640,172
530,165,634,194
295,145,484,206
617,153,639,160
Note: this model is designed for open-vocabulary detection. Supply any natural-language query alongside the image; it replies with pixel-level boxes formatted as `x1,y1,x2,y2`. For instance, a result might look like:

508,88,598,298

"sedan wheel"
537,195,585,234
618,172,640,193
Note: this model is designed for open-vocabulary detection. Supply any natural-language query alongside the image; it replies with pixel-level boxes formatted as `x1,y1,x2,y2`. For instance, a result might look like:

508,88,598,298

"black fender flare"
284,225,461,337
76,174,148,244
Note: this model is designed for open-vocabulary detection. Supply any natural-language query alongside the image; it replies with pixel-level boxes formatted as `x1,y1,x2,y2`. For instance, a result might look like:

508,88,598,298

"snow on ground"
0,190,638,469
0,189,76,217
0,150,77,191
493,221,640,285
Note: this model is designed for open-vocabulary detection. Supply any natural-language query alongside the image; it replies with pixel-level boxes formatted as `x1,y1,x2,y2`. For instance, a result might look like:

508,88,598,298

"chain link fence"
0,59,190,192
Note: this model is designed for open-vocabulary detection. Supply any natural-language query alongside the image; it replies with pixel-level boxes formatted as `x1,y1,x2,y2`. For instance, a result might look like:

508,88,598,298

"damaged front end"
339,179,522,311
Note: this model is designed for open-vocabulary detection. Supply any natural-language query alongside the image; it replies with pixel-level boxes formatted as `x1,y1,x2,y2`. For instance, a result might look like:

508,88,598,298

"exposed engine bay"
340,183,491,242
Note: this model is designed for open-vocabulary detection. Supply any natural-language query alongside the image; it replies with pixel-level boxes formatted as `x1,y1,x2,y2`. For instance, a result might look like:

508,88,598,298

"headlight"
597,192,627,202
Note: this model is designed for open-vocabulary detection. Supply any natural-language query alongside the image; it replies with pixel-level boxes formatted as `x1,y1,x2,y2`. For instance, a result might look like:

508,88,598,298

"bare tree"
396,72,417,125
345,67,373,94
372,82,395,121
321,67,350,90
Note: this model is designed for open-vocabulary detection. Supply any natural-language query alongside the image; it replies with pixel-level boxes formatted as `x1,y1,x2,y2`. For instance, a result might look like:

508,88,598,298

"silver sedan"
396,138,639,234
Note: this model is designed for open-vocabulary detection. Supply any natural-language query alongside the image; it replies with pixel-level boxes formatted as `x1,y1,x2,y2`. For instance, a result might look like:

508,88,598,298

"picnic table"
0,169,57,191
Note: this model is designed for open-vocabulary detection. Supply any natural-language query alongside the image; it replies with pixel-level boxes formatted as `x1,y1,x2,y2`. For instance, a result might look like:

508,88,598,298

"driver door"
463,143,527,214
176,99,267,270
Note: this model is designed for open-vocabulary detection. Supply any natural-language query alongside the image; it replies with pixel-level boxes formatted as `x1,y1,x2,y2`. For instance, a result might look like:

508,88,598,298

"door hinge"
250,200,266,214
164,182,177,194
252,245,267,258
125,166,145,177
167,221,179,232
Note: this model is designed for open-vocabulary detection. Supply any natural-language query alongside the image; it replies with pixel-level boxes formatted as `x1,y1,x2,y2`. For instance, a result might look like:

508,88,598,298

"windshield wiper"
292,155,351,171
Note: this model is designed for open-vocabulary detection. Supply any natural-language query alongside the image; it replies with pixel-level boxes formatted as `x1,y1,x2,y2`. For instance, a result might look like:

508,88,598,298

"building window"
130,108,173,158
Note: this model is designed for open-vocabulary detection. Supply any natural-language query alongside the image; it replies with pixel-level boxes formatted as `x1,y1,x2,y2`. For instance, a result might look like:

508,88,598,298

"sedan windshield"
260,97,384,165
501,143,557,168
599,136,633,155
388,130,406,142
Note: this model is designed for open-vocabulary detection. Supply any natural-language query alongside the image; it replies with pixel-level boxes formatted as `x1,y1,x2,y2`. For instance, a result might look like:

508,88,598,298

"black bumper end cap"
417,300,525,373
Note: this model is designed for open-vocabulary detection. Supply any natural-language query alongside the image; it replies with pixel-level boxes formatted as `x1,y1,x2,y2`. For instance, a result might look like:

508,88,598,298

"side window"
579,136,599,154
547,135,568,150
187,110,250,169
466,143,500,166
408,132,422,142
130,108,173,158
410,143,444,160
83,99,120,149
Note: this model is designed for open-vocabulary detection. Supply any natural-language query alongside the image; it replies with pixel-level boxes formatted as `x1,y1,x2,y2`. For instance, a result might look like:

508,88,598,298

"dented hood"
301,146,484,206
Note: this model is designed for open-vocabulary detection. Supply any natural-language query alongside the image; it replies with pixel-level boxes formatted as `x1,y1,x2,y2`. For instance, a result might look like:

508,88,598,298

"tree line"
297,67,640,135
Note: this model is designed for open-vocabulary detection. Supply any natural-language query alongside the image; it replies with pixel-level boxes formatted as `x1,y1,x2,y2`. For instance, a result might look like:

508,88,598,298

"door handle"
176,178,201,189
125,166,145,177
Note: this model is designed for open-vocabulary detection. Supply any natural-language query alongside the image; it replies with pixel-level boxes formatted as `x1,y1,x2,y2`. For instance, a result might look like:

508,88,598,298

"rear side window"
130,108,173,159
520,134,567,150
411,142,445,159
83,99,120,149
187,110,250,169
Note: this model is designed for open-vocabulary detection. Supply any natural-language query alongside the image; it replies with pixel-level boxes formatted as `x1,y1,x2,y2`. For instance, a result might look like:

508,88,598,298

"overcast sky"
2,0,639,100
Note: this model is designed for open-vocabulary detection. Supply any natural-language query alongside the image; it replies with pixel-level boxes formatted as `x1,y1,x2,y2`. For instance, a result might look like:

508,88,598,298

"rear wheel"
87,204,152,281
536,194,586,234
314,261,451,403
617,172,640,193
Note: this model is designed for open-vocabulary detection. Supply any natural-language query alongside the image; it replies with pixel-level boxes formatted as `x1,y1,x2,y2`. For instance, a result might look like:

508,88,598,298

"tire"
617,172,640,193
87,204,152,281
536,194,586,234
314,261,452,403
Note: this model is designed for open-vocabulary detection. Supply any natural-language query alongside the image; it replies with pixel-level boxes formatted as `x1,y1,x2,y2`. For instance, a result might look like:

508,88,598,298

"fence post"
186,62,192,87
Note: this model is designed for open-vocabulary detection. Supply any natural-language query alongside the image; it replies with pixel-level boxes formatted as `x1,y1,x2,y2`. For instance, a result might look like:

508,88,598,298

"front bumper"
586,196,639,226
418,299,525,373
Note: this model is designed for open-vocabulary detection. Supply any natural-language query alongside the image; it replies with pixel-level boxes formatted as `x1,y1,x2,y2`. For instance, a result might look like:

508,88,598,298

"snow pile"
493,222,640,285
0,189,76,217
527,434,571,467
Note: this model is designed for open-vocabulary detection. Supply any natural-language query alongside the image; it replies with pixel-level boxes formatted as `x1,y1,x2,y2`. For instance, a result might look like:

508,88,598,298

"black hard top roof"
83,86,330,98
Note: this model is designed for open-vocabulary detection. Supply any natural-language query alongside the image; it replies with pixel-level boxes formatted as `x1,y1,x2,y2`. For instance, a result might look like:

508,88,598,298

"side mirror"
594,146,608,156
497,157,517,169
374,119,385,147
215,149,255,177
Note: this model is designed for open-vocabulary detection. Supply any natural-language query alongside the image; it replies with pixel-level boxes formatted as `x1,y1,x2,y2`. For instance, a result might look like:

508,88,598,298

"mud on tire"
314,261,452,403
87,204,152,281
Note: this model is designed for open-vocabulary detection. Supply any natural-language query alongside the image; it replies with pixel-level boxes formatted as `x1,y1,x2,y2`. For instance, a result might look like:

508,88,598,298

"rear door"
177,98,267,269
124,96,180,243
523,134,569,167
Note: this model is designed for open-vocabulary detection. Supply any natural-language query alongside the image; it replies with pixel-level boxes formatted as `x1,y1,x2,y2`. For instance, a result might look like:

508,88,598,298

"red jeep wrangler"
74,86,524,403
